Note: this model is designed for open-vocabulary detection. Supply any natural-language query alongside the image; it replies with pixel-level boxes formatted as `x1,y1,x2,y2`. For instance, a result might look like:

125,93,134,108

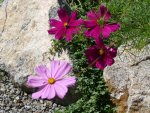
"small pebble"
53,103,57,108
15,96,20,100
40,100,43,103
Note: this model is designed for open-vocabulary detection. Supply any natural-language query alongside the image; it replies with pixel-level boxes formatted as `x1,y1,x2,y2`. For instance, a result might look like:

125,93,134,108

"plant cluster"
0,0,4,4
47,1,122,113
50,0,150,113
27,0,150,113
66,0,150,50
48,5,120,70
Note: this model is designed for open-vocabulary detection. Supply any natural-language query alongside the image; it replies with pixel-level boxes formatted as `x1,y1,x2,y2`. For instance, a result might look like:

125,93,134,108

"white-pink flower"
27,60,76,100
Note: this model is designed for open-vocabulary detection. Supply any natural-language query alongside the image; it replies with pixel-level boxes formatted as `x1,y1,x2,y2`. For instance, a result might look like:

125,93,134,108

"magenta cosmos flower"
48,8,83,41
27,60,76,99
84,5,120,39
85,37,117,70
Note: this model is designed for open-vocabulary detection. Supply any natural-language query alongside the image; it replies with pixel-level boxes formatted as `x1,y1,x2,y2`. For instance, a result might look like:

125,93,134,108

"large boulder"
0,0,58,83
103,45,150,113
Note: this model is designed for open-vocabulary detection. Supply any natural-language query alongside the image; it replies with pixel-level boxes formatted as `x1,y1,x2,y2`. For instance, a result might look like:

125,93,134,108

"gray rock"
53,103,57,108
24,105,31,109
0,0,58,84
103,45,150,113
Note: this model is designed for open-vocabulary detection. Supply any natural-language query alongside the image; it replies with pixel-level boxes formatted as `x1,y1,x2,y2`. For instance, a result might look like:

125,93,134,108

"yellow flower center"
99,49,104,56
64,22,68,27
48,78,55,84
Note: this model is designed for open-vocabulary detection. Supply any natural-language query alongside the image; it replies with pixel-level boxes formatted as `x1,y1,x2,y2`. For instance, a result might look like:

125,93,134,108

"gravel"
0,71,64,113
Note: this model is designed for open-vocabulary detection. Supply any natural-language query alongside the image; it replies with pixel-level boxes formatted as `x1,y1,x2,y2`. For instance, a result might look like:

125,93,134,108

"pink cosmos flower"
27,60,76,99
85,37,117,70
84,5,120,39
48,8,83,41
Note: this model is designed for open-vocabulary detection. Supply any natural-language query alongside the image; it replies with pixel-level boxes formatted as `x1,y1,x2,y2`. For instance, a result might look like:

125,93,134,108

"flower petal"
105,57,114,66
102,23,120,38
54,61,72,80
47,85,56,99
69,19,83,27
49,19,63,27
41,85,50,99
57,8,69,22
49,60,61,78
57,76,76,87
40,85,56,99
102,25,111,38
54,82,68,99
87,10,98,20
70,11,77,22
109,47,117,58
55,28,66,40
66,29,73,41
95,36,104,47
84,26,100,38
70,27,80,34
32,85,47,99
95,60,106,70
104,11,111,21
106,23,120,32
99,5,107,18
85,46,99,65
84,20,97,28
35,65,48,79
48,28,58,34
27,75,47,88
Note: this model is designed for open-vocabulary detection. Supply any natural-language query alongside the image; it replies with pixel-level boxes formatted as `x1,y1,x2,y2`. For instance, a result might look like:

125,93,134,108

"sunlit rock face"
103,45,150,113
0,0,59,84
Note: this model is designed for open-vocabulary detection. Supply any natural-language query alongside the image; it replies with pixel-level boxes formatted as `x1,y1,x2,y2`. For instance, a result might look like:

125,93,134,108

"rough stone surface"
103,45,150,113
0,0,59,83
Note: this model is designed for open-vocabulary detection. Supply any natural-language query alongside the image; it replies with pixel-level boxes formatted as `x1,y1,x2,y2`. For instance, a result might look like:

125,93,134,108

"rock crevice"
0,0,8,36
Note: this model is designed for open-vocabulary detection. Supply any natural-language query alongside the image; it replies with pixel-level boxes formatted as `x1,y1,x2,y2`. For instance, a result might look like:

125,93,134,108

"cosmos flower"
85,37,117,70
48,8,83,41
84,5,120,39
27,60,76,99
